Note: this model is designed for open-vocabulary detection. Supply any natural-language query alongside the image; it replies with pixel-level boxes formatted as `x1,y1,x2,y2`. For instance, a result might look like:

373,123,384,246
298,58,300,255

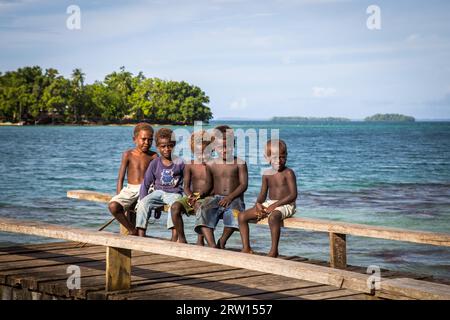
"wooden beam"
270,217,450,247
106,246,131,292
380,278,450,300
107,210,132,292
67,190,450,247
67,190,113,203
329,233,346,269
0,217,371,294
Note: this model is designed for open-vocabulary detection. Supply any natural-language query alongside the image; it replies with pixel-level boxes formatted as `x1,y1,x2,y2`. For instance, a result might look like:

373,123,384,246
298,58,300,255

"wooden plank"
0,241,87,256
67,190,450,247
259,217,450,247
105,269,264,300
329,232,346,269
380,278,450,300
297,288,359,300
0,245,106,264
67,190,169,211
0,217,373,294
32,255,195,298
67,190,113,203
3,251,164,290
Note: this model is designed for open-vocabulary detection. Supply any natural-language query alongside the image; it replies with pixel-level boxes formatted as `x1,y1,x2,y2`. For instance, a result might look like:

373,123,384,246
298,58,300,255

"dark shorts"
194,195,245,234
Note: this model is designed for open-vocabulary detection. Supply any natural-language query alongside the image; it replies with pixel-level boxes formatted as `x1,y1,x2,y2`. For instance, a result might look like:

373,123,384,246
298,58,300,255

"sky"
1,0,450,120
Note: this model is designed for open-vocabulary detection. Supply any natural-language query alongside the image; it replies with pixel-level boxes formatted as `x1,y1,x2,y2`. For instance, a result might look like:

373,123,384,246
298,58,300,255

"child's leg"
108,201,136,234
267,211,283,257
162,193,183,241
135,191,165,237
238,207,259,253
200,227,216,248
217,227,236,249
170,201,187,243
196,234,205,246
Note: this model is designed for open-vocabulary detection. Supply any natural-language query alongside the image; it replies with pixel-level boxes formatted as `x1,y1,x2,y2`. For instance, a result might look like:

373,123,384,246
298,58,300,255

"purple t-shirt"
139,157,185,199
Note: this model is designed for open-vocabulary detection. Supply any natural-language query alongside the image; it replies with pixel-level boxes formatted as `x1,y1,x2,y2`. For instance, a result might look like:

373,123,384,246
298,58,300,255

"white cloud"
230,97,248,110
312,87,337,98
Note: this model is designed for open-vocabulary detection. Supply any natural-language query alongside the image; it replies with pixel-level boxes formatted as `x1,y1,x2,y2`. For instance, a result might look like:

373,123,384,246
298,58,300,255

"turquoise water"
0,121,449,279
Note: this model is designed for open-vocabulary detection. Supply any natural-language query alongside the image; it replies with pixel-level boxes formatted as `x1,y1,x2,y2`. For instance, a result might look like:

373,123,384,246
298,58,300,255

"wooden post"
106,246,131,291
329,232,347,269
107,212,132,292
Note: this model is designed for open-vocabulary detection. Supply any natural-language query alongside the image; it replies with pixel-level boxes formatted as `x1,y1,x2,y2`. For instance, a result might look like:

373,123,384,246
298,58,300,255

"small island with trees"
364,113,415,122
271,116,351,122
0,66,213,125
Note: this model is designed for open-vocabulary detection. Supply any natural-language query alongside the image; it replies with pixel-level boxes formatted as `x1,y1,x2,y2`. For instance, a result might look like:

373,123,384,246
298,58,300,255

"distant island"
271,116,351,122
364,114,415,122
0,66,212,126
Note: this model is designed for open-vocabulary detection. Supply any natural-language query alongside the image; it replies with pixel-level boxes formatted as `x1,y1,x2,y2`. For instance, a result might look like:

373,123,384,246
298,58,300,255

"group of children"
108,122,298,257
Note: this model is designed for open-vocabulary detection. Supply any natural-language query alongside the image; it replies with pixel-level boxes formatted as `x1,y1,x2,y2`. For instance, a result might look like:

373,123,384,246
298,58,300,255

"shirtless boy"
239,139,297,257
135,128,184,237
108,123,157,235
194,125,248,249
170,130,214,245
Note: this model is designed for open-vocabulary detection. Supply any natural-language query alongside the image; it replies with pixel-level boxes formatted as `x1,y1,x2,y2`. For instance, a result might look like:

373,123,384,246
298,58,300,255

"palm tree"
71,68,85,122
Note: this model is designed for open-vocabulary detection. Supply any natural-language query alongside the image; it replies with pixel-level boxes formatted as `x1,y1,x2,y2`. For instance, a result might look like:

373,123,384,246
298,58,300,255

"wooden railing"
1,216,450,299
67,190,450,270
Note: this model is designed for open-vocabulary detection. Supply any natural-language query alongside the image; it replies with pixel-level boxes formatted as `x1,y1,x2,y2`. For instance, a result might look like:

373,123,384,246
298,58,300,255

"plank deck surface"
0,241,374,300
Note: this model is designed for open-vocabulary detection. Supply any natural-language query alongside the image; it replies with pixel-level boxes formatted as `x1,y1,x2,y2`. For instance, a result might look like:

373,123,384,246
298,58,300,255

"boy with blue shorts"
136,128,184,237
194,125,248,248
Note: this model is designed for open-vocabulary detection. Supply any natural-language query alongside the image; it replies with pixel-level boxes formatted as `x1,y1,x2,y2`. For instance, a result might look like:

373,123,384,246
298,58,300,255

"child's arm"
183,165,192,197
218,162,248,207
256,174,269,204
116,151,129,194
265,169,298,214
139,160,156,200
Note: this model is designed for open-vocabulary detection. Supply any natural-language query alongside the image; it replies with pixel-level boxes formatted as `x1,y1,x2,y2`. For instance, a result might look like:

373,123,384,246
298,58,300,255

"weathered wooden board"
67,190,450,247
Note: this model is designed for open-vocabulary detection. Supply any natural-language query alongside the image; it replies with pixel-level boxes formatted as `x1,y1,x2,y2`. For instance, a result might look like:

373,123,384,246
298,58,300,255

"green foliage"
364,114,415,122
0,66,213,125
272,116,351,122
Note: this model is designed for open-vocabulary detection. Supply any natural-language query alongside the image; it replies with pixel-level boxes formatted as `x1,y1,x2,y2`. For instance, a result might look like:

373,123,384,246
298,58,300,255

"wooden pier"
0,241,375,300
0,190,449,300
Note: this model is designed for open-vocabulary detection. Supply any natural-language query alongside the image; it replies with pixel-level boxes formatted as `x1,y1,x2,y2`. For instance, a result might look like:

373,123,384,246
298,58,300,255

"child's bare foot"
196,240,205,246
178,237,187,244
130,228,138,236
268,250,278,258
216,238,226,249
241,248,254,254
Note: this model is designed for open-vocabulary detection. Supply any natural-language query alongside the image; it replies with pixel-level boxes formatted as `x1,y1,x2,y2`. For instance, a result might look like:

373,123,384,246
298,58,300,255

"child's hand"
187,195,197,207
256,203,266,214
255,203,269,220
265,204,278,214
218,196,233,207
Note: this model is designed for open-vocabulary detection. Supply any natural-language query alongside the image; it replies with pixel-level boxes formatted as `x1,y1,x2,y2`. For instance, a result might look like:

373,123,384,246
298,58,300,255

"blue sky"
1,0,450,119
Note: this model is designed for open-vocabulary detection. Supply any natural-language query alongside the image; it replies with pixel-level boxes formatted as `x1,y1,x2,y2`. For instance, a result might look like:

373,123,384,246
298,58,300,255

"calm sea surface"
0,121,449,279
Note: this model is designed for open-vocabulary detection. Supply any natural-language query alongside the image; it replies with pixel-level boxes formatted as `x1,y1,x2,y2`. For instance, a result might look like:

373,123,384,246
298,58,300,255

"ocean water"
0,121,449,279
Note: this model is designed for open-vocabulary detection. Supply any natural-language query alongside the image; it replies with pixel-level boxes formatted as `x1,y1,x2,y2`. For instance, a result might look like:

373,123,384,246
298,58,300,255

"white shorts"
109,184,141,211
262,199,296,220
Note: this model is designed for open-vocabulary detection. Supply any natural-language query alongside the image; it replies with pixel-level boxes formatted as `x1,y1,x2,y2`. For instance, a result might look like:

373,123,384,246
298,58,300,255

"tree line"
0,66,213,125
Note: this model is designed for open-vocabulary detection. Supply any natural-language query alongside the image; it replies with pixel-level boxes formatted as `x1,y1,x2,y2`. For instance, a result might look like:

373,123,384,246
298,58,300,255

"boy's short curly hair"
155,127,175,145
190,130,213,152
133,122,154,137
265,139,287,156
213,125,234,141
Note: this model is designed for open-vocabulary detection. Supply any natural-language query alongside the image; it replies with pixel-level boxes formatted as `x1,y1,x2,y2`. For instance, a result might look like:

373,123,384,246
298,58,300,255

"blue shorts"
194,195,245,234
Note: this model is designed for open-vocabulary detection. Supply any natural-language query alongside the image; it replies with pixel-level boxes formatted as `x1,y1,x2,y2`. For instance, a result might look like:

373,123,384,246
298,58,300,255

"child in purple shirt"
136,128,185,237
